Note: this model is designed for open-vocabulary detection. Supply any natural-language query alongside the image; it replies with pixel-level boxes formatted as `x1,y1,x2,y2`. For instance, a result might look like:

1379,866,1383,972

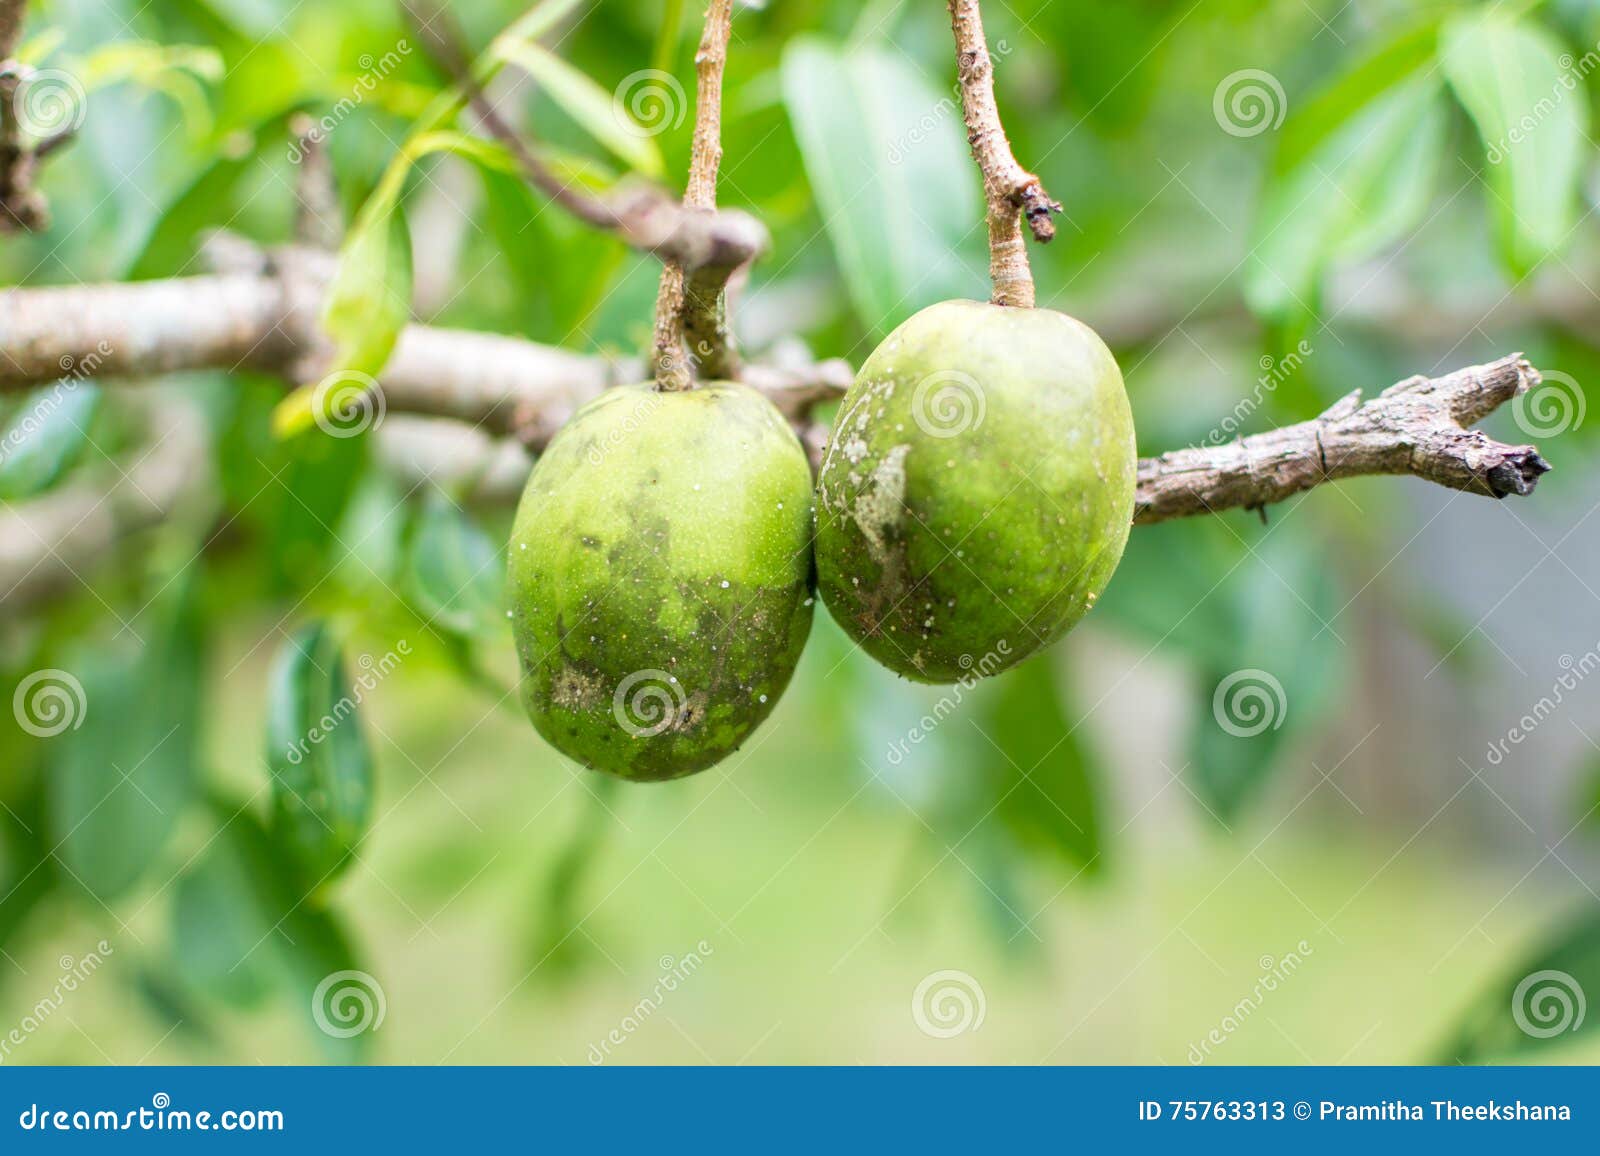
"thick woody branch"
405,1,765,281
1133,355,1549,523
0,270,1549,528
948,0,1060,309
651,0,740,390
0,261,843,446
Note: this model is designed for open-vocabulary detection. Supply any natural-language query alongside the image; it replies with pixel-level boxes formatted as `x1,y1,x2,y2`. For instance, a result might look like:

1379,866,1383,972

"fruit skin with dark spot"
815,299,1136,683
508,382,815,781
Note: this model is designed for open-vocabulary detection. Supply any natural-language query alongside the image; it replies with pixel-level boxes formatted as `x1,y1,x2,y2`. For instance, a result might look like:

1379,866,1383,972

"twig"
651,0,740,390
947,0,1060,308
289,113,343,249
0,0,61,232
1133,355,1549,523
0,0,23,53
402,1,766,277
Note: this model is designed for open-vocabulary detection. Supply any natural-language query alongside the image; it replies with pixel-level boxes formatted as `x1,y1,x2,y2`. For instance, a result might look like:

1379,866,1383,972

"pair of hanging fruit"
505,0,1133,780
505,298,1135,780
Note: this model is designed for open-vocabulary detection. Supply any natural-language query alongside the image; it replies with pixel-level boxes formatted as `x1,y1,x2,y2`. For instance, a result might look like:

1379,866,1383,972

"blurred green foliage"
2,0,1599,1064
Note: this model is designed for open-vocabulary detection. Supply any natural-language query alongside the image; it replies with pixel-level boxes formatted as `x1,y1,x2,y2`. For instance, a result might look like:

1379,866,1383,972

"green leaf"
126,119,286,279
46,573,205,902
264,622,378,885
1441,11,1587,275
73,41,225,139
781,37,980,336
277,202,412,439
968,658,1103,874
494,40,666,178
0,383,101,500
1104,515,1347,823
173,820,282,1009
276,129,528,440
501,0,591,46
172,800,379,1061
525,778,619,984
1438,906,1600,1062
406,495,505,637
1185,530,1346,823
0,787,54,960
219,379,370,591
331,468,410,598
1272,21,1442,175
1247,77,1445,321
1034,3,1184,132
323,198,414,363
279,893,374,1063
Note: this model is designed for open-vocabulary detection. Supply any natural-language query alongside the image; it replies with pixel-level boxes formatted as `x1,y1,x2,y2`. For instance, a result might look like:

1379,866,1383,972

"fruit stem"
652,0,741,390
947,0,1062,309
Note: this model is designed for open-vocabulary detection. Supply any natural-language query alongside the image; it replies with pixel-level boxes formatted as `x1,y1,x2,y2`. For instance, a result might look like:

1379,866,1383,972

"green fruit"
815,299,1136,683
508,381,815,781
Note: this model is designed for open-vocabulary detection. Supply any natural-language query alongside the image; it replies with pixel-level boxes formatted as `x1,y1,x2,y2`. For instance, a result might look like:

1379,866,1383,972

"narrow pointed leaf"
264,622,377,884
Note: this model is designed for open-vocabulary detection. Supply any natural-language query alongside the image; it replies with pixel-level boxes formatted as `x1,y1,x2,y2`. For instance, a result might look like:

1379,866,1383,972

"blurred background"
2,0,1599,1064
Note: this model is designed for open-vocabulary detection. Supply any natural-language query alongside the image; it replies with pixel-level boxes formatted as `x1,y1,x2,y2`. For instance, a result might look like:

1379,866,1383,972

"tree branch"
0,265,1550,532
947,0,1060,308
289,113,343,249
0,0,64,232
1133,355,1549,523
0,254,842,446
651,0,740,390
